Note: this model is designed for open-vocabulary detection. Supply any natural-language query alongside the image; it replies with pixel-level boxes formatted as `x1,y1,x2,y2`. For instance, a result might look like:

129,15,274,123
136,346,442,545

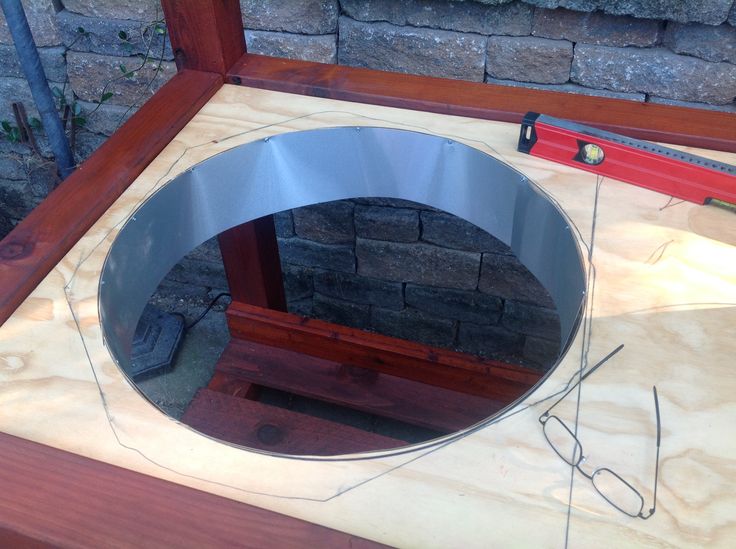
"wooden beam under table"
229,54,736,154
226,302,542,401
0,432,385,548
0,69,223,327
214,338,508,433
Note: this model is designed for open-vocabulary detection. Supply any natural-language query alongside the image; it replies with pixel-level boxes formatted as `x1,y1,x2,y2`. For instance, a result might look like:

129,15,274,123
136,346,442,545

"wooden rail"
226,302,542,400
0,432,384,548
229,54,736,153
183,388,406,455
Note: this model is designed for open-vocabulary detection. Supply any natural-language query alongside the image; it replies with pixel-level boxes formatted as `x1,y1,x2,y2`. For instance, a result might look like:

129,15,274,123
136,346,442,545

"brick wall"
1,0,735,370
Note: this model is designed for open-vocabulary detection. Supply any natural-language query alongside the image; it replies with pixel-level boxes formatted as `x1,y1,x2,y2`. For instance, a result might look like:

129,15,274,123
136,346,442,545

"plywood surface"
0,85,734,547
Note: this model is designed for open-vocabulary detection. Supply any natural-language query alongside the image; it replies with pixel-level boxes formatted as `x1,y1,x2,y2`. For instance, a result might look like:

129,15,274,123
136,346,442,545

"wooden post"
218,216,287,310
161,0,287,311
161,0,246,73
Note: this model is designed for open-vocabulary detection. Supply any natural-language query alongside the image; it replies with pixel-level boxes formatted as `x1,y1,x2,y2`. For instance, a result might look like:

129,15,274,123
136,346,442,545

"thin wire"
61,108,599,503
541,343,624,416
563,174,603,547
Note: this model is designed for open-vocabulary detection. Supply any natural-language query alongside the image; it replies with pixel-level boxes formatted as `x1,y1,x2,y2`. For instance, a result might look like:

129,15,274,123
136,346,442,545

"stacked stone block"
0,0,174,238
276,199,561,370
328,1,736,108
241,0,338,64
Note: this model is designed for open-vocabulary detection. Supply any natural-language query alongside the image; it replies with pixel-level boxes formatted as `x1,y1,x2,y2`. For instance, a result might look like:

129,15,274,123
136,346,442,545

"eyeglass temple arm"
649,385,661,517
641,385,661,520
542,344,625,416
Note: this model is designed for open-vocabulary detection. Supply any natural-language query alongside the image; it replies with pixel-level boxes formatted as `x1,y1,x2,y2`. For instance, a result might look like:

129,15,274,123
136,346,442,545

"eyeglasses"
538,345,661,519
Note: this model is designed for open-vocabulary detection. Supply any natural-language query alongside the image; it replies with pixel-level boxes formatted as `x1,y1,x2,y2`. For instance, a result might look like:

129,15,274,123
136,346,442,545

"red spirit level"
517,112,736,205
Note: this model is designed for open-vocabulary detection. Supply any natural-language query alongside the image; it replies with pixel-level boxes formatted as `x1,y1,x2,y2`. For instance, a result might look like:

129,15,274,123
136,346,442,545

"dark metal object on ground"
130,304,184,379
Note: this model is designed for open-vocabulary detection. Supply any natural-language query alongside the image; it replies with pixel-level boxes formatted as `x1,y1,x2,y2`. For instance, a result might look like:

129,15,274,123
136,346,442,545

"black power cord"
170,292,232,333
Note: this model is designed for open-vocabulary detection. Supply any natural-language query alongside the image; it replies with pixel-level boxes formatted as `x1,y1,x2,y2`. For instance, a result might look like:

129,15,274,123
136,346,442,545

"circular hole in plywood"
100,127,586,457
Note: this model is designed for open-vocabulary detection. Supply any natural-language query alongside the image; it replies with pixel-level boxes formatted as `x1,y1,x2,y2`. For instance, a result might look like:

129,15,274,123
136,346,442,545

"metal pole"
1,0,75,179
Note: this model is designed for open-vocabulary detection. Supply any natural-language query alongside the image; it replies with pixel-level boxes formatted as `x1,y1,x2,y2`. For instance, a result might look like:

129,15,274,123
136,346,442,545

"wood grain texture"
215,338,503,432
0,69,222,328
226,301,542,400
0,85,734,547
161,0,246,74
0,432,385,548
182,388,406,455
229,54,736,153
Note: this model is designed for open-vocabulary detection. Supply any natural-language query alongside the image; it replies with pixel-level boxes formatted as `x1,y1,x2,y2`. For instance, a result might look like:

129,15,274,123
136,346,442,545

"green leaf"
124,71,135,79
155,24,166,35
119,63,127,74
52,86,63,98
118,30,128,40
72,102,82,116
1,120,11,132
100,92,113,103
77,26,86,34
8,127,20,143
29,117,42,130
73,116,86,127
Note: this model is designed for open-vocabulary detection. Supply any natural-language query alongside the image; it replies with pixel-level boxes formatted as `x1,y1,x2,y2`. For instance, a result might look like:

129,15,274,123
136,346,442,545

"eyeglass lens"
592,468,645,517
543,416,648,518
542,415,583,466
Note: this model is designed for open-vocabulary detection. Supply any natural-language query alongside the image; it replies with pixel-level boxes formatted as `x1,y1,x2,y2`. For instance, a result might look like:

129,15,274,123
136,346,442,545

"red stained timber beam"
218,215,287,310
161,0,246,74
0,432,385,548
226,301,543,401
228,54,736,154
0,69,222,327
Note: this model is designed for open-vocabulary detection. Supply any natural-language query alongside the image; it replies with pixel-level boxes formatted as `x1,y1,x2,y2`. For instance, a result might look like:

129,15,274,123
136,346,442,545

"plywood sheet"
0,85,734,547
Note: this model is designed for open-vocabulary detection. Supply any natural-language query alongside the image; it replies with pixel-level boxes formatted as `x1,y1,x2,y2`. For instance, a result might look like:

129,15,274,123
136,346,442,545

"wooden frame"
0,1,734,545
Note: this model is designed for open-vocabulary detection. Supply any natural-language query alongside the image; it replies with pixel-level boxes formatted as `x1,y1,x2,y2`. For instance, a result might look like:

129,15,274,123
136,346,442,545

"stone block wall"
0,0,173,235
1,0,735,371
275,199,561,370
245,0,736,108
